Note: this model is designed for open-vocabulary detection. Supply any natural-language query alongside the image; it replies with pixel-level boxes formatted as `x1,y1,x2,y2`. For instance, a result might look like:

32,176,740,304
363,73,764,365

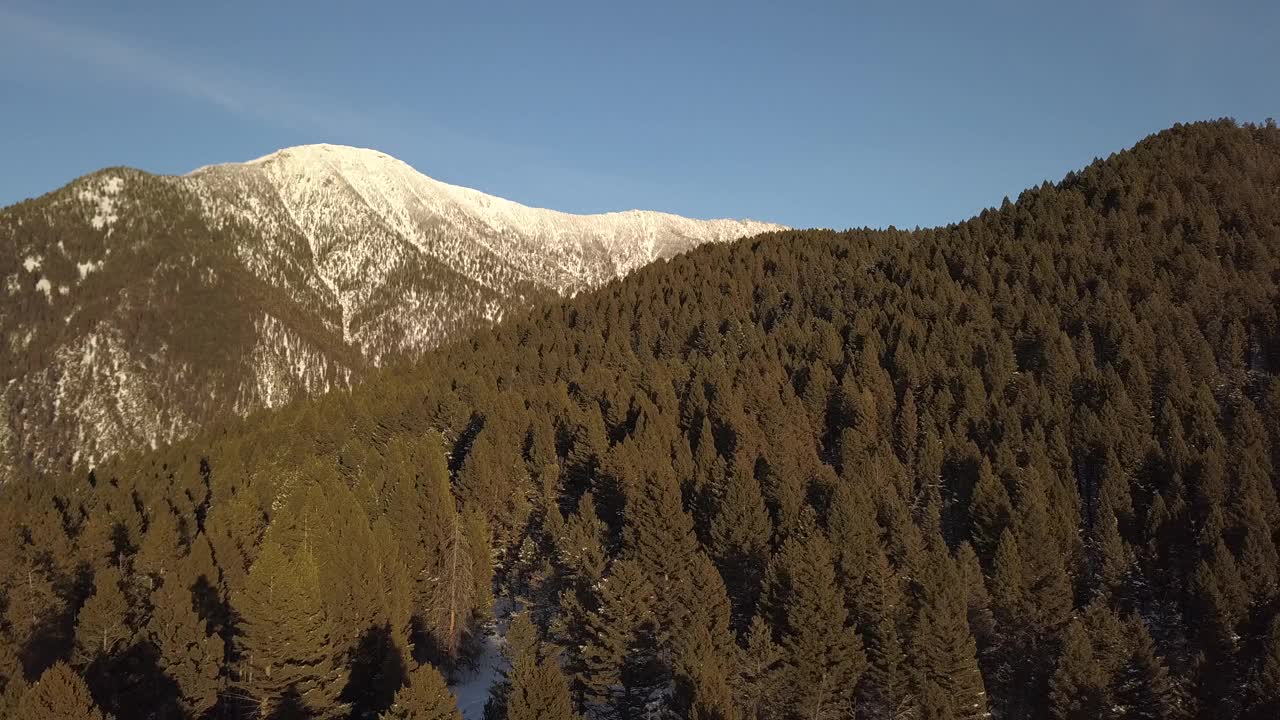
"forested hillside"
2,119,1279,719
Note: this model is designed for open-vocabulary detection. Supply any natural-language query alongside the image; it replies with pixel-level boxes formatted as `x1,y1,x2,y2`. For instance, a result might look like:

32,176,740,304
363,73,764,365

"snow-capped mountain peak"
1,145,784,480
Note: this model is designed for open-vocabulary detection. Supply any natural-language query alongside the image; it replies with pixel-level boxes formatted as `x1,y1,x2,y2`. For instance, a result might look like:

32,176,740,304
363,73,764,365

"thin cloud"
0,6,708,218
0,6,369,134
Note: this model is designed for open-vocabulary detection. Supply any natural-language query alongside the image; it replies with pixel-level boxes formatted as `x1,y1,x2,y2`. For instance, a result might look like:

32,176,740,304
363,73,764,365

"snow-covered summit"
185,142,784,351
191,142,782,280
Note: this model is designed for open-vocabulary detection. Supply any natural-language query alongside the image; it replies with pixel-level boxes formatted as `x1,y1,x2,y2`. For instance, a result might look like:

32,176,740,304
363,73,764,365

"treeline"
2,119,1280,719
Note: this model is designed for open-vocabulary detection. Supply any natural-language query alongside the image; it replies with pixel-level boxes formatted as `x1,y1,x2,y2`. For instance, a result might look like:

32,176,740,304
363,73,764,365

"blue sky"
0,1,1276,229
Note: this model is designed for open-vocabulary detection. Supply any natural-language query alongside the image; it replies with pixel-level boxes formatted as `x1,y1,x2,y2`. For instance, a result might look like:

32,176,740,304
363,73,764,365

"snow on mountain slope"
0,146,784,481
189,144,781,342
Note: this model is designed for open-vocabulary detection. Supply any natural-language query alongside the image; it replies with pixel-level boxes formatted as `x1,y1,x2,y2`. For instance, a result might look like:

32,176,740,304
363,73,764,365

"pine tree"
735,616,783,720
372,515,416,680
1243,616,1280,720
16,661,109,720
684,553,737,659
463,505,495,624
382,663,462,720
429,506,478,661
0,642,26,718
988,529,1027,632
550,492,609,703
386,433,459,648
5,548,60,658
235,534,347,718
294,470,390,705
832,512,913,720
554,491,609,589
709,461,773,625
1012,466,1073,635
73,565,131,667
969,458,1011,557
620,439,704,636
145,576,222,717
1048,620,1111,720
579,559,662,720
134,502,186,581
1113,615,1186,720
675,625,738,720
954,543,996,653
771,534,866,720
1088,500,1134,601
499,613,581,720
908,547,989,720
895,389,919,467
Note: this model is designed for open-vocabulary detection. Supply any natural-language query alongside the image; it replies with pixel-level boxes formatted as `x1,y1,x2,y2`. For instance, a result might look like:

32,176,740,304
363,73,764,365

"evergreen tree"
463,506,495,623
908,548,989,720
708,461,772,625
0,641,26,718
620,438,704,636
1243,616,1280,720
134,502,186,581
771,534,866,720
969,459,1011,558
735,616,783,720
382,663,462,720
73,566,130,668
675,625,738,720
954,543,995,654
16,661,110,720
550,492,609,702
579,559,662,720
1113,615,1186,720
5,548,60,659
498,613,581,720
235,534,347,718
1048,620,1111,720
145,576,222,717
429,506,479,661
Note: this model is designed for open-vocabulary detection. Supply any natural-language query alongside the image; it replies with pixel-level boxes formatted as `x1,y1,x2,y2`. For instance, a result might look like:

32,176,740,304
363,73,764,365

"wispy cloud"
0,5,701,217
0,5,371,134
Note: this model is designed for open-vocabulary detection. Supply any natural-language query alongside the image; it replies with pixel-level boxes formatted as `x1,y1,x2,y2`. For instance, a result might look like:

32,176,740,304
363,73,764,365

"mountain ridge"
0,146,784,481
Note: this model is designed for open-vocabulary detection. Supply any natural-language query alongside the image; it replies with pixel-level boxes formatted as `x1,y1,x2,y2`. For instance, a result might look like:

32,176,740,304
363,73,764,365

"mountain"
2,120,1278,720
0,144,782,481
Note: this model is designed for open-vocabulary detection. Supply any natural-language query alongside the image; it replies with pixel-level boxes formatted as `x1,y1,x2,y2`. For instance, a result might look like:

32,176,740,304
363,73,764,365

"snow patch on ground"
450,599,515,720
23,255,41,272
0,392,15,485
77,260,104,280
80,175,123,230
238,314,350,411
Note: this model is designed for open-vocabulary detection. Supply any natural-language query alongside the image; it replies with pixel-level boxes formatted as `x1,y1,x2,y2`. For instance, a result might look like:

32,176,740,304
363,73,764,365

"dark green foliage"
234,534,347,717
768,534,866,720
579,559,663,720
16,661,109,720
908,548,989,720
491,613,580,720
144,576,222,717
1113,615,1187,720
72,566,130,668
381,663,462,720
